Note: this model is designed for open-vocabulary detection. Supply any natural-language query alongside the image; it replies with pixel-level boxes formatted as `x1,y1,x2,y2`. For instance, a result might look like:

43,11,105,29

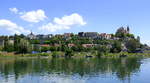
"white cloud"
0,19,30,34
20,9,47,23
39,13,86,32
9,8,18,14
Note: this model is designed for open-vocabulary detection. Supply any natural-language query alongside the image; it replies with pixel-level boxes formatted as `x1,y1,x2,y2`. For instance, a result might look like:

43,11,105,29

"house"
78,32,99,39
63,33,73,40
99,33,112,39
78,32,84,37
82,44,97,48
8,40,14,44
64,33,73,37
48,34,53,38
54,44,61,47
68,43,75,47
36,34,53,39
40,44,50,47
84,32,98,38
36,35,44,39
0,38,4,46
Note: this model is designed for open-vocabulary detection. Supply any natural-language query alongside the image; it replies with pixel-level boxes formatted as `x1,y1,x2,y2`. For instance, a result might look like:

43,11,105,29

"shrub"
52,52,59,58
65,49,73,57
40,53,49,56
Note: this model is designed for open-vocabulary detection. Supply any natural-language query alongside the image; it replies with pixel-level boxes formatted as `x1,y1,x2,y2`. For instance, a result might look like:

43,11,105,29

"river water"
0,57,150,83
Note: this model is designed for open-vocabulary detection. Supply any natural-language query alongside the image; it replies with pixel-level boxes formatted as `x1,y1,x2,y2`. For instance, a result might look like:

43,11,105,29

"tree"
0,46,2,51
14,34,21,52
17,39,31,53
41,47,50,52
98,45,109,54
111,41,122,53
65,49,73,57
20,34,26,38
30,39,40,44
125,39,140,53
137,36,140,42
3,37,14,52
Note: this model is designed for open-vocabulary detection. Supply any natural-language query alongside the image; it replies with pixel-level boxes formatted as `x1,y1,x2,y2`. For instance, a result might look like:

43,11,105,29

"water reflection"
0,57,142,83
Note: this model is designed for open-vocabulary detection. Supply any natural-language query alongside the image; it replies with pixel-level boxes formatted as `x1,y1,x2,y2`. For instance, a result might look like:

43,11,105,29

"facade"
99,33,112,39
36,34,53,39
63,33,73,40
78,32,84,37
84,32,98,38
68,43,75,47
82,44,97,48
27,32,53,40
78,32,99,38
64,33,73,37
8,40,14,44
40,44,50,47
0,39,4,46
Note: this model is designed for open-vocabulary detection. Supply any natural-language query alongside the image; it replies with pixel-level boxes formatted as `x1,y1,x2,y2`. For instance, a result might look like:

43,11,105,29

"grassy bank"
0,51,150,58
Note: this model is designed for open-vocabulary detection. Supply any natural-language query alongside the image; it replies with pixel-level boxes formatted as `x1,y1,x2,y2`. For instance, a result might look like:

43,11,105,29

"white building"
27,32,36,39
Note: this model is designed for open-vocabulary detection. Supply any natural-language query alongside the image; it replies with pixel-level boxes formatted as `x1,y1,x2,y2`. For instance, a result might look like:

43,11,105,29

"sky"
0,0,150,45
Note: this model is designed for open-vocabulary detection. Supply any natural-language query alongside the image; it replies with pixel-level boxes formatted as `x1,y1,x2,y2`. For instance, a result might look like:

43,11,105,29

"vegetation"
111,40,122,53
125,39,141,53
0,46,2,51
0,27,149,58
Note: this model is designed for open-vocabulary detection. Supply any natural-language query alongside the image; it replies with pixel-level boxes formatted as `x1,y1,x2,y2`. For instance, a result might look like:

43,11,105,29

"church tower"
127,26,130,33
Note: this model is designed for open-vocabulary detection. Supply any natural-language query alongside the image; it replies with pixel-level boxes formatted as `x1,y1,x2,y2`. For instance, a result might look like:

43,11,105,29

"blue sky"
0,0,150,45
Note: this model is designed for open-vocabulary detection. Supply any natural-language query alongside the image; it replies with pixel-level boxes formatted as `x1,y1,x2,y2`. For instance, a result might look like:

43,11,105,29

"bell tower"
127,26,130,33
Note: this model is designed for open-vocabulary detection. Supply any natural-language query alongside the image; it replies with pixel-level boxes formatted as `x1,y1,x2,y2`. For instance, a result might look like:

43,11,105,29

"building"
48,34,53,38
78,32,99,39
40,44,50,47
8,40,14,44
63,33,73,40
99,33,112,39
27,32,36,39
116,26,130,34
64,33,73,37
55,34,63,37
0,39,4,46
84,32,98,38
82,44,97,48
78,32,84,37
68,43,75,47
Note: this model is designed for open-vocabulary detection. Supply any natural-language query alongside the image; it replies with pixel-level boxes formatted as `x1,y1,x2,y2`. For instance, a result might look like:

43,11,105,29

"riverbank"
1,51,150,58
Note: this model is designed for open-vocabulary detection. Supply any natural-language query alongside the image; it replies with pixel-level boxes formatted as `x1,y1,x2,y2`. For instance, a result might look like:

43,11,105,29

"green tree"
17,39,31,53
97,45,110,57
30,39,40,44
125,39,140,53
14,34,21,52
115,32,126,38
41,47,49,52
65,49,73,57
111,41,122,53
0,46,2,51
3,37,14,52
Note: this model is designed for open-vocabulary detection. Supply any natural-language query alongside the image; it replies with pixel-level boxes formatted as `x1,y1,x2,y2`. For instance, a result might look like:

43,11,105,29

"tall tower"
127,26,130,33
30,30,33,35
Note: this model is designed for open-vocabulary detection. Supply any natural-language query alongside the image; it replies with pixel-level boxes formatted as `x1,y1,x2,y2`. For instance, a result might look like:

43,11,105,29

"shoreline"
1,51,150,58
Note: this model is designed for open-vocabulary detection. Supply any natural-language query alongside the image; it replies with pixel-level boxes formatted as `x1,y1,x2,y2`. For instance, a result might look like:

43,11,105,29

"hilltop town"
0,26,149,57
